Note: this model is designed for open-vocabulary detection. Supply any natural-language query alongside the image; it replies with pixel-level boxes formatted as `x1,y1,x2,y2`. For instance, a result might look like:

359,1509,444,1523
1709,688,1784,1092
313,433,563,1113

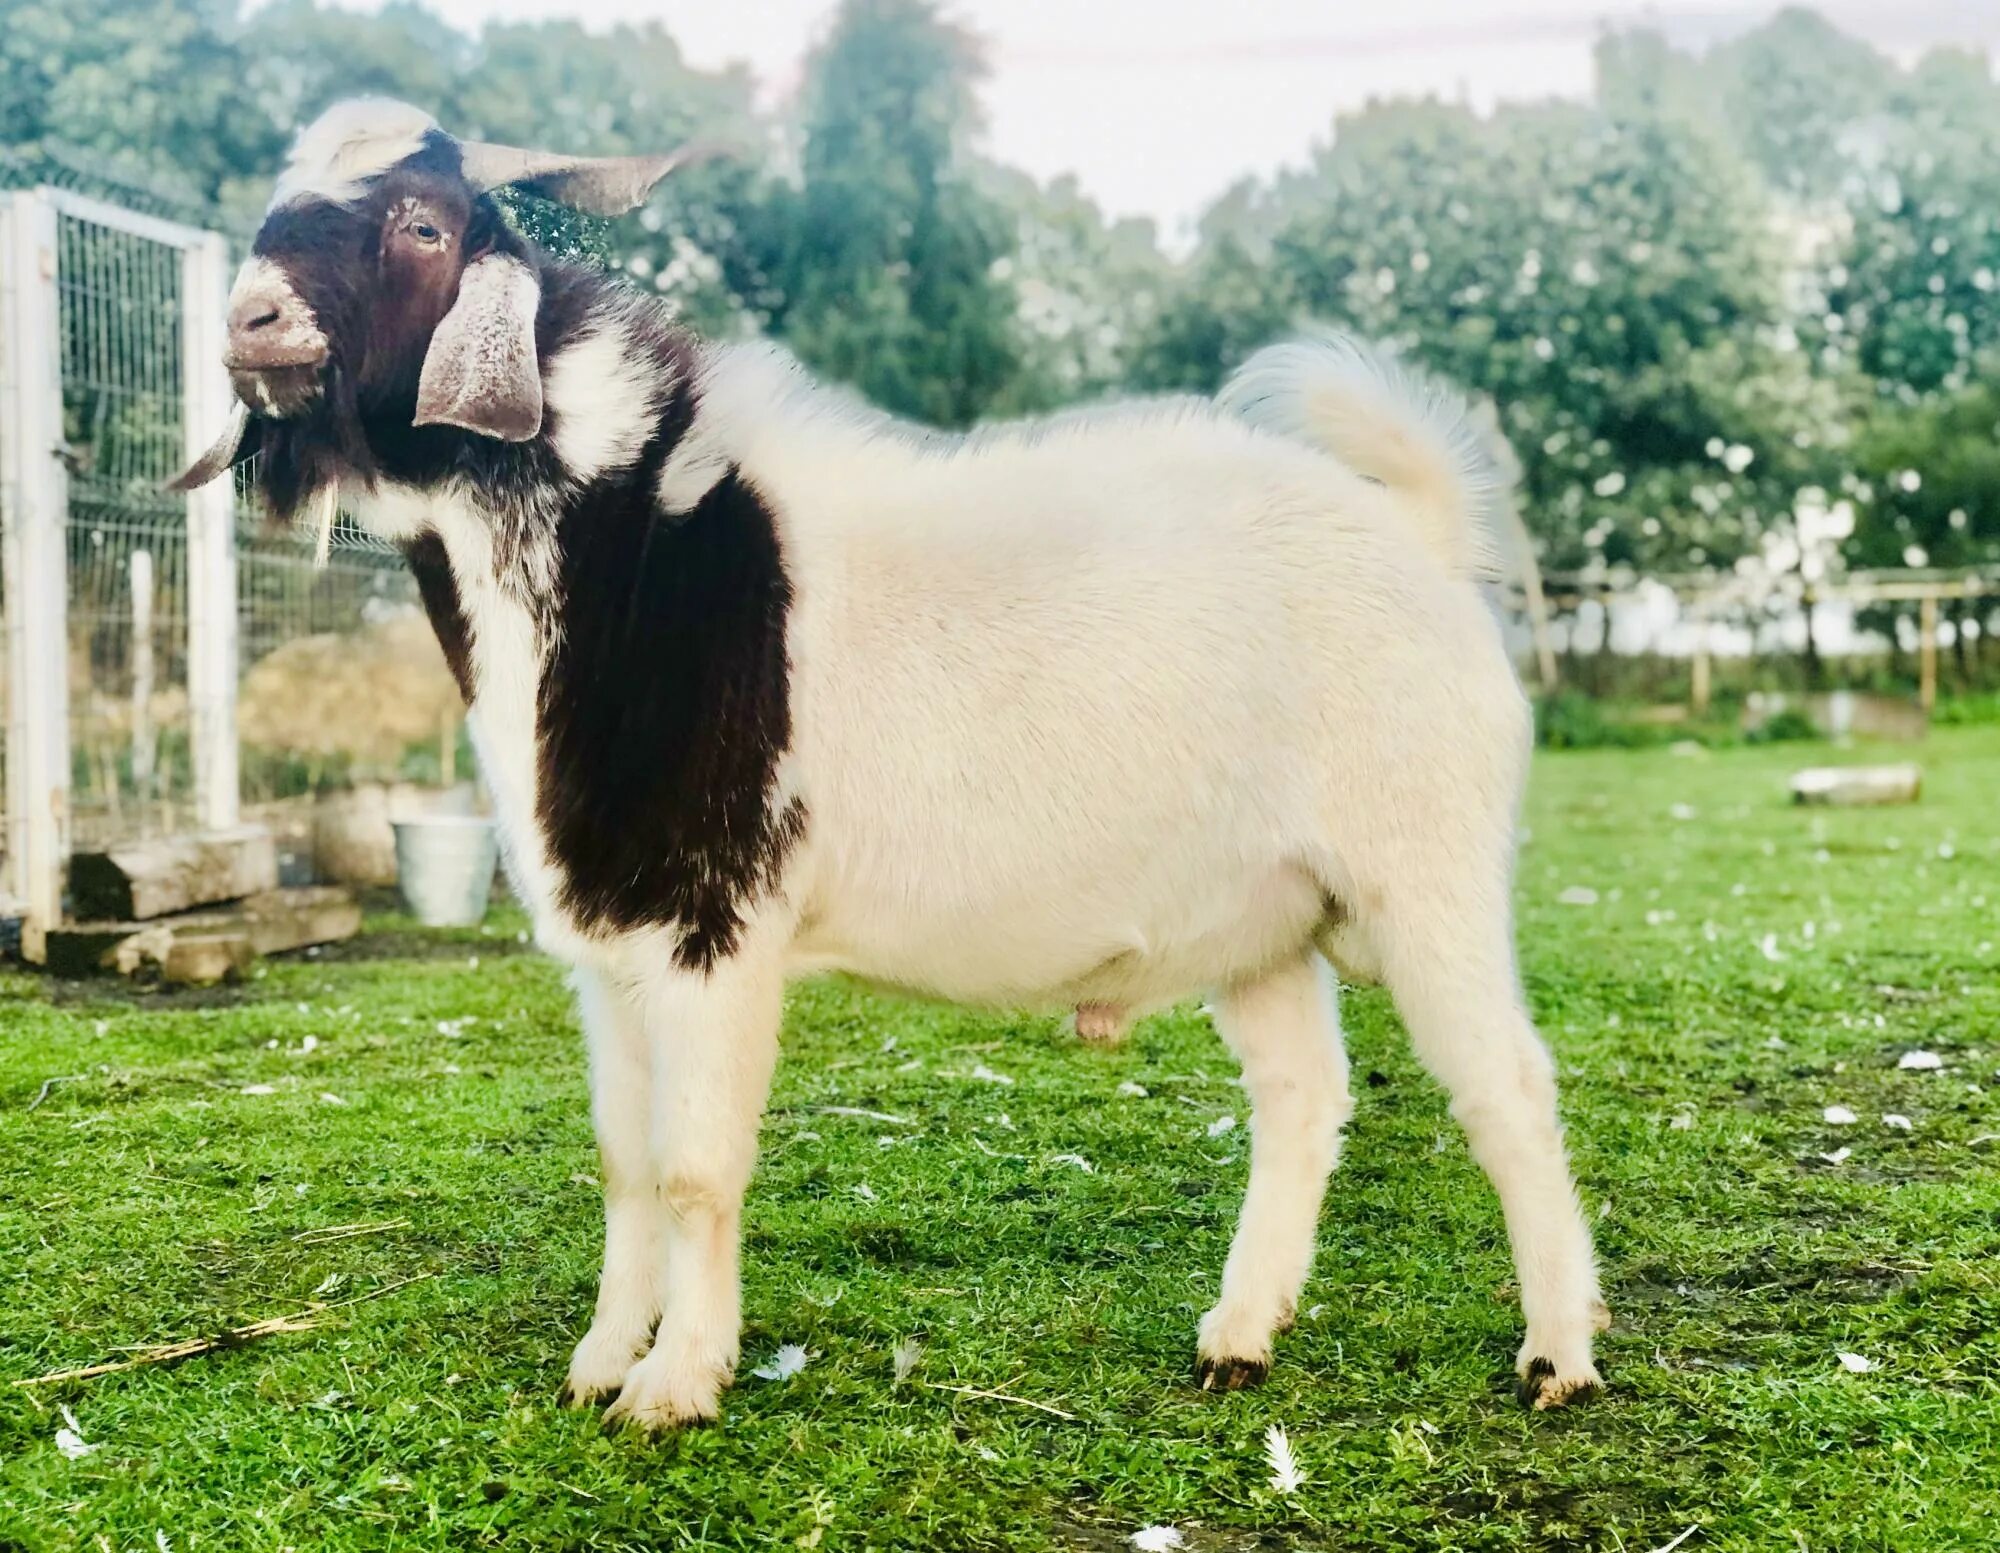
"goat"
179,98,1608,1431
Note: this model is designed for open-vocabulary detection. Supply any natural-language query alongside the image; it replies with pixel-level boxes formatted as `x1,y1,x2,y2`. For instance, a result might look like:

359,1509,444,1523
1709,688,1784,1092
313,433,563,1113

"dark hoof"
1517,1355,1602,1410
1196,1355,1269,1392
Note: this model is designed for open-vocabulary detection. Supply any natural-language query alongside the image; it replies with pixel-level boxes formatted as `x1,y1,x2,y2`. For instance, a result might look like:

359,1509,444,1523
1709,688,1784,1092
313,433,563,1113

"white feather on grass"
751,1344,810,1382
55,1405,98,1460
892,1337,923,1381
1264,1423,1307,1495
1128,1528,1184,1552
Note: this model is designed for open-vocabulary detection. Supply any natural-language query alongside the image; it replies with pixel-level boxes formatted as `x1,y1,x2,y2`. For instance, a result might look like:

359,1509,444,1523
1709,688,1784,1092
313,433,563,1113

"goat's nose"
221,262,329,372
229,298,283,335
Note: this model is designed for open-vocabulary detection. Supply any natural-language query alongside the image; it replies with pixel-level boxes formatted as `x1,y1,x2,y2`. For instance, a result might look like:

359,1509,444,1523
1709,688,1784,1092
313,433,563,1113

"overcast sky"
405,1,2000,240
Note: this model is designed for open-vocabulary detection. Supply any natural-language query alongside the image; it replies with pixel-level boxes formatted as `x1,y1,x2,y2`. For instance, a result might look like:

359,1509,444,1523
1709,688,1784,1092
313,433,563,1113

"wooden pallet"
41,886,362,983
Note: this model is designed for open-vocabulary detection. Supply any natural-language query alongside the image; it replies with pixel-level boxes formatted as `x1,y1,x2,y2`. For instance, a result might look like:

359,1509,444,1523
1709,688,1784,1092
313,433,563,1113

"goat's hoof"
600,1388,720,1434
1515,1354,1603,1411
600,1352,728,1434
1195,1355,1269,1392
564,1326,650,1407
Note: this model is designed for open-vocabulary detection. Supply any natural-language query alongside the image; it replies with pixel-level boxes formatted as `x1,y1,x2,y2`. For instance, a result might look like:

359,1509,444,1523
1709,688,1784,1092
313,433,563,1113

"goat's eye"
412,222,443,244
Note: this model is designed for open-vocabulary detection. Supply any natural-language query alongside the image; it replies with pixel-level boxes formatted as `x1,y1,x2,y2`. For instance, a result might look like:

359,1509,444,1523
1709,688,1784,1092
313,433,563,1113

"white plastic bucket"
392,815,499,926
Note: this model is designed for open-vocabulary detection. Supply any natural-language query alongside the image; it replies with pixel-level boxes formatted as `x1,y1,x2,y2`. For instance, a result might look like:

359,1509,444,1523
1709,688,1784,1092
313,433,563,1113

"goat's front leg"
602,939,784,1432
563,966,660,1405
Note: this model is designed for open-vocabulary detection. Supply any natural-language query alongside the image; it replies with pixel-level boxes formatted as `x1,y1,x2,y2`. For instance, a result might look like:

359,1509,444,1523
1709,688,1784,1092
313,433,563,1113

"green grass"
4,730,1998,1551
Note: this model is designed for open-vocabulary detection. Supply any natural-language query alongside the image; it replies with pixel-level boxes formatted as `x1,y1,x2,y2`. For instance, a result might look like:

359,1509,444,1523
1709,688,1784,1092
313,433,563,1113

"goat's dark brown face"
229,162,493,422
174,98,702,493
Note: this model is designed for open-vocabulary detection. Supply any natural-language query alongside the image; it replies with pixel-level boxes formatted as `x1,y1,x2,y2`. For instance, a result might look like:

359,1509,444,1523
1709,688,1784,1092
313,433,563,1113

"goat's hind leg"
1197,952,1353,1389
1380,886,1606,1408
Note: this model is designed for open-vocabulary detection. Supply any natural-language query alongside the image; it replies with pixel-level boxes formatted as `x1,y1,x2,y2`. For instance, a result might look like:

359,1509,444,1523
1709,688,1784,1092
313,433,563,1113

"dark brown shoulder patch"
402,531,476,704
535,462,803,969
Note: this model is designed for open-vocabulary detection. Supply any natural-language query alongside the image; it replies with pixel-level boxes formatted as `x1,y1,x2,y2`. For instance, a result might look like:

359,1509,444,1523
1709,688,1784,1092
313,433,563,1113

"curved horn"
169,401,255,491
456,141,720,217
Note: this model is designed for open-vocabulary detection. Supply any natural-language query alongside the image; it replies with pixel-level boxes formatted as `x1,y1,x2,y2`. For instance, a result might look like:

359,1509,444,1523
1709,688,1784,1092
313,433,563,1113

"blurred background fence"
1,160,444,934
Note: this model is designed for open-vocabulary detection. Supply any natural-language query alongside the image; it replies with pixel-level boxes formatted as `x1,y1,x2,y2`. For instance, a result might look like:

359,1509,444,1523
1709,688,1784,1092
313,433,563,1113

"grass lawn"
3,729,1997,1552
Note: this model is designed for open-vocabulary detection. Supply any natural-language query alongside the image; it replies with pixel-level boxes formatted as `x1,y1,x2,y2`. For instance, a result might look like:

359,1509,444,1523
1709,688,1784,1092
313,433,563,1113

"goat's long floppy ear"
169,401,257,491
456,141,717,217
414,253,544,442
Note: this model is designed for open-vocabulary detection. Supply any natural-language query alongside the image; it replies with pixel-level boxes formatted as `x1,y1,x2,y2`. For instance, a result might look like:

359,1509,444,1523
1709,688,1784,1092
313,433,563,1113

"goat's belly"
790,856,1326,1009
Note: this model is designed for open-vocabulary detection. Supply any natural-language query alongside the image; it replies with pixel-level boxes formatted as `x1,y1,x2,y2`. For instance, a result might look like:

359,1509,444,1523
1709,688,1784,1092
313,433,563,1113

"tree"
1829,51,2000,396
1597,9,1889,205
980,167,1171,409
1131,95,1784,573
762,0,1025,426
0,0,279,209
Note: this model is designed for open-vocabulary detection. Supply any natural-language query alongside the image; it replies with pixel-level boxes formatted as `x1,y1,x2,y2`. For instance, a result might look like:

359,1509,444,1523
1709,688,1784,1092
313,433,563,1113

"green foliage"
1931,690,2000,727
1536,692,1658,751
4,0,1998,595
6,730,2000,1548
759,0,1026,426
1848,378,2000,572
1830,53,2000,396
1743,705,1823,744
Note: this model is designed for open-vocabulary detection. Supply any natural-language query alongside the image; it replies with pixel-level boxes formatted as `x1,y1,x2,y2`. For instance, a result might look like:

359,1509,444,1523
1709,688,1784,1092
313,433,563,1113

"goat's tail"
1217,331,1512,583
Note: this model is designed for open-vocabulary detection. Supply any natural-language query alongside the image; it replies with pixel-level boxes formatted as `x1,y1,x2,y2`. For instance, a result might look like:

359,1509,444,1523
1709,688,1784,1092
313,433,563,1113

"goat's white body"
643,346,1504,1009
351,330,1604,1429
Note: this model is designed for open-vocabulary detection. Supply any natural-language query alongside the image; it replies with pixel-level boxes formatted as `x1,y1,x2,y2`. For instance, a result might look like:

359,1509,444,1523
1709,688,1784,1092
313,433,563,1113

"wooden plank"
39,886,360,979
68,825,278,922
241,886,362,956
160,932,255,986
1790,765,1922,807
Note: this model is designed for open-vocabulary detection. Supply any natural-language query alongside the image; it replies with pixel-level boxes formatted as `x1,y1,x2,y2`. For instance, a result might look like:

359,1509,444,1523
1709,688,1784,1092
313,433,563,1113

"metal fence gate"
0,186,236,940
3,181,435,945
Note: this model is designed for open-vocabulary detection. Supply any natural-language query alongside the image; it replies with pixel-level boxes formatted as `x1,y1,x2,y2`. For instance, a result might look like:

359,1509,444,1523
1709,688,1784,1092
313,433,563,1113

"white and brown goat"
180,99,1608,1431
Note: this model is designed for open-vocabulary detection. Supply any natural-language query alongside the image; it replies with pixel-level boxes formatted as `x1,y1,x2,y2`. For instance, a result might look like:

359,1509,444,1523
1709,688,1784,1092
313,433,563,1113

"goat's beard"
249,361,380,532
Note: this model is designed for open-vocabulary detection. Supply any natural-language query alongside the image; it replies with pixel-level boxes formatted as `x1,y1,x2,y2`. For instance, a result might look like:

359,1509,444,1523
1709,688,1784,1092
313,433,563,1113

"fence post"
1918,591,1938,713
0,189,71,946
182,230,239,833
1690,602,1712,716
130,548,155,825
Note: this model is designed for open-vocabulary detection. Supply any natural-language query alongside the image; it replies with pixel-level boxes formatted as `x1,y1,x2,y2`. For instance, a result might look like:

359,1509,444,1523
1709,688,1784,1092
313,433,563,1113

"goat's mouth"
229,362,326,420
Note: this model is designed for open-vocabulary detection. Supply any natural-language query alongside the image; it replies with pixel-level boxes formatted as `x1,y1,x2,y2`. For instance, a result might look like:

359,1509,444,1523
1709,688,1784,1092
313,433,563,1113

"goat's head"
177,98,697,494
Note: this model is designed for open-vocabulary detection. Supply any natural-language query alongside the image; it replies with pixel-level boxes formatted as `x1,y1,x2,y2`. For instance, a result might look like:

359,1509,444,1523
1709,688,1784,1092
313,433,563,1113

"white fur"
355,483,576,954
356,326,1603,1426
271,99,438,208
1219,332,1509,582
1198,954,1351,1374
545,325,667,484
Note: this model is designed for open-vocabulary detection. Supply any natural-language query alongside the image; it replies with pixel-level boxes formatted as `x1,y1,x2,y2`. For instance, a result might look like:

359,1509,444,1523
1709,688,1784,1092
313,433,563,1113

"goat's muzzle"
223,261,330,418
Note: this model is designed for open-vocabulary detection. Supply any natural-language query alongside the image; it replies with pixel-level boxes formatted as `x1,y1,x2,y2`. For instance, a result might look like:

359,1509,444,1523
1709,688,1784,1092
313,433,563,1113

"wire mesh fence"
57,203,195,848
5,177,438,917
234,496,430,807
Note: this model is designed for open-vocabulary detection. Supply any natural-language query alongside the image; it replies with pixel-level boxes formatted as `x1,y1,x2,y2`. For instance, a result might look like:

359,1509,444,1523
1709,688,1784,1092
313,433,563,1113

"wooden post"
1691,610,1712,716
1506,506,1559,691
0,189,71,944
183,230,239,834
130,548,155,826
1919,592,1939,712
